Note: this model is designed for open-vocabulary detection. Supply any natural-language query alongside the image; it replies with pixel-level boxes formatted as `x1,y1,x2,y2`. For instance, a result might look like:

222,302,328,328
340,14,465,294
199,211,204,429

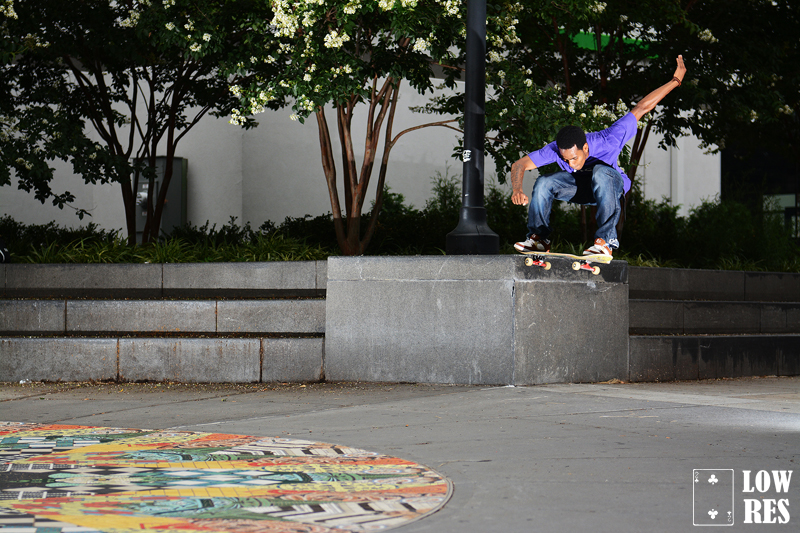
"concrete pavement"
2,376,799,532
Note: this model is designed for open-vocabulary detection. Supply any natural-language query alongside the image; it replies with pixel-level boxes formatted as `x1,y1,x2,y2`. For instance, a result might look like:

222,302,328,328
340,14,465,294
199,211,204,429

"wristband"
672,76,682,86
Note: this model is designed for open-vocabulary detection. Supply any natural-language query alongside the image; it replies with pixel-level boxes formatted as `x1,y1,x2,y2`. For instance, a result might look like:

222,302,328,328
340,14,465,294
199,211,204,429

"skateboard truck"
571,260,601,275
524,255,551,270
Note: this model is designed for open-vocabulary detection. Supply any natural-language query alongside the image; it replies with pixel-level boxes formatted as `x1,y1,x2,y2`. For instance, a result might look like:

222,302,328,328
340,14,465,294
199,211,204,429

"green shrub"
2,171,798,271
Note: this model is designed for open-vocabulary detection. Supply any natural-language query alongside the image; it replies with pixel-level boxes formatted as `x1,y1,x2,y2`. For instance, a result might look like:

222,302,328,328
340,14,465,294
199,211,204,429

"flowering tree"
230,0,522,255
1,0,278,244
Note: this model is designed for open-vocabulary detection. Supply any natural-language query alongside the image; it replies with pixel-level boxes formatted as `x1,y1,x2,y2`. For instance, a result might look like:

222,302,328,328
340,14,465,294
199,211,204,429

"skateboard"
520,250,612,275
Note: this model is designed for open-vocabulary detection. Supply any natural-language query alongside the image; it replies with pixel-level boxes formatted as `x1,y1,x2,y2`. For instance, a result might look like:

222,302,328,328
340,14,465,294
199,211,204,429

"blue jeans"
527,165,624,248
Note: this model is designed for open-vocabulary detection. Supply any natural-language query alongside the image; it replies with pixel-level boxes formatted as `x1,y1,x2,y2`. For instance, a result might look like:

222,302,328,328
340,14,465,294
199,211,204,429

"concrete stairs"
2,260,799,384
627,267,800,381
0,262,327,383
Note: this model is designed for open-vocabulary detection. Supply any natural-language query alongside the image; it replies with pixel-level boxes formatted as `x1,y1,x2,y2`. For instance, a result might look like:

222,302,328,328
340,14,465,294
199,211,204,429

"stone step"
629,335,800,382
630,299,800,335
0,299,325,336
1,261,327,299
629,266,800,302
0,337,323,383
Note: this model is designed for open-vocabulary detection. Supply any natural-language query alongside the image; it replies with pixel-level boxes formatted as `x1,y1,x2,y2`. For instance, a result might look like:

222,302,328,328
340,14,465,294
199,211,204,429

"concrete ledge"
163,262,324,298
326,256,628,385
630,300,800,335
262,337,324,382
218,300,325,334
629,335,800,382
0,300,66,334
67,300,217,334
745,271,800,302
0,338,118,382
2,261,326,299
4,263,163,299
630,267,800,302
629,267,745,301
0,337,322,383
3,299,326,335
119,338,261,383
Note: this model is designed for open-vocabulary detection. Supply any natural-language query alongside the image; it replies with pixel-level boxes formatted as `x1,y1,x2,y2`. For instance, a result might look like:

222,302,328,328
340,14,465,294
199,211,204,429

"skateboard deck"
519,250,611,275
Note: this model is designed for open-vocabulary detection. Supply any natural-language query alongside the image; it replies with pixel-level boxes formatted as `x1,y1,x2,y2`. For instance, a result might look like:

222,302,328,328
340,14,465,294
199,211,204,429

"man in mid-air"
511,55,687,257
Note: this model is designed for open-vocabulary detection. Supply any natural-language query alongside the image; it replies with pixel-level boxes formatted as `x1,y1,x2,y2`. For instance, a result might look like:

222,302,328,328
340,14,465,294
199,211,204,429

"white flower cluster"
297,95,315,112
324,30,350,48
1,0,18,19
272,0,299,38
780,104,794,115
189,43,201,52
15,158,32,170
434,0,460,17
165,22,175,30
203,33,211,42
120,9,140,28
400,0,418,7
302,11,316,27
163,0,175,7
230,109,247,126
697,29,718,43
23,33,50,48
330,64,353,78
343,1,361,15
488,50,502,63
378,0,395,10
590,2,606,14
413,34,432,53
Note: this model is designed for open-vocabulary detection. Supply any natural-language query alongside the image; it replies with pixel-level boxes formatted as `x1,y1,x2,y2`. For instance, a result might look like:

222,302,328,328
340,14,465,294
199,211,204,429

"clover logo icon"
708,509,718,519
708,474,718,484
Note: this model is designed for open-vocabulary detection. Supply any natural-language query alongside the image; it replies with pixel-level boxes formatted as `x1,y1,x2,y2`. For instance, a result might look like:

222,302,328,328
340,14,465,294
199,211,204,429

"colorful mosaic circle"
0,422,451,532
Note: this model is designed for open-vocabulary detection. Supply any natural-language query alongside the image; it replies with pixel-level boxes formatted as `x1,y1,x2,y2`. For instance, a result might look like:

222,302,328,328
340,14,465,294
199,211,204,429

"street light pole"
445,0,499,255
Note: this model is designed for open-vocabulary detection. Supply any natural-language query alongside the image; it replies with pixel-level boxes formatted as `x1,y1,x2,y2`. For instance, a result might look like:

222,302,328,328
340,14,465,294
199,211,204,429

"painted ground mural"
0,422,451,532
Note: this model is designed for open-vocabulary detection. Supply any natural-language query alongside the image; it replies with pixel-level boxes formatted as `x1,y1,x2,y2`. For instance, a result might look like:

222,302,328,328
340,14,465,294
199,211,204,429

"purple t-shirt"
527,112,638,194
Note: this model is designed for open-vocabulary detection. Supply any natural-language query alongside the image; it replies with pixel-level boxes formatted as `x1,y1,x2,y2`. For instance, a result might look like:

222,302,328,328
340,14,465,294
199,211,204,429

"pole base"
446,207,499,255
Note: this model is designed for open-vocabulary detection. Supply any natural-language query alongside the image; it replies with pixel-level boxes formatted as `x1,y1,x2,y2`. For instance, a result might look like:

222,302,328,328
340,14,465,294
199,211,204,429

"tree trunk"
313,77,402,256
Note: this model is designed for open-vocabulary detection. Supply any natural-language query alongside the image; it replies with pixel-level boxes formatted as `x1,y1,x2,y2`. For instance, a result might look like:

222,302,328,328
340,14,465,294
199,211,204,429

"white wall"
639,132,721,217
1,79,719,233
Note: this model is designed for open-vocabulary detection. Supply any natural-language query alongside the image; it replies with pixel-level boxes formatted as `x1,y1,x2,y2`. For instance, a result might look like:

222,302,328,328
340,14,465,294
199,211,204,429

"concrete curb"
629,266,800,301
0,337,324,383
629,335,800,382
0,299,325,335
2,261,327,299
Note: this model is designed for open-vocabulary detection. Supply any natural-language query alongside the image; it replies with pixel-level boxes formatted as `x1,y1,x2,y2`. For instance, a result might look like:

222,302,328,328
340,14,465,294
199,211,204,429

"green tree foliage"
229,0,523,255
668,0,799,157
0,0,278,244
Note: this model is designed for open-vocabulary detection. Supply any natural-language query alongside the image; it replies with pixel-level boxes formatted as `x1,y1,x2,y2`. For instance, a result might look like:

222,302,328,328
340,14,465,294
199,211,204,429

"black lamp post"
445,0,499,255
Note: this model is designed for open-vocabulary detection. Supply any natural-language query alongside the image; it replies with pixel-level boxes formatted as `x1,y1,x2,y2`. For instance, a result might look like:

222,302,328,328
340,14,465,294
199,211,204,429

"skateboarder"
511,55,687,257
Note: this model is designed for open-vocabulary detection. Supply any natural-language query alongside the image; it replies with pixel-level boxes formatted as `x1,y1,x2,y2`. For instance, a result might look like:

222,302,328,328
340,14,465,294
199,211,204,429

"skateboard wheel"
544,261,551,270
524,257,534,267
571,261,580,271
591,266,600,275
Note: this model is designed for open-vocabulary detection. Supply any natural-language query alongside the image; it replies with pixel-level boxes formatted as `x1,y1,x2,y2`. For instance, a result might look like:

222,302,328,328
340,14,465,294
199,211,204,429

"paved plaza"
1,376,798,532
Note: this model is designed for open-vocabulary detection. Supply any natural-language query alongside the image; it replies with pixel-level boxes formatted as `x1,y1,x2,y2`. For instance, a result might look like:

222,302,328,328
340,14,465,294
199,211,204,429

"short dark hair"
556,126,586,151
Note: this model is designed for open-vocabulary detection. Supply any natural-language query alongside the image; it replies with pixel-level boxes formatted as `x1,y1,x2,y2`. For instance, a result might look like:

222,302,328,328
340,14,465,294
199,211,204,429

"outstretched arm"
510,155,537,206
630,55,686,121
